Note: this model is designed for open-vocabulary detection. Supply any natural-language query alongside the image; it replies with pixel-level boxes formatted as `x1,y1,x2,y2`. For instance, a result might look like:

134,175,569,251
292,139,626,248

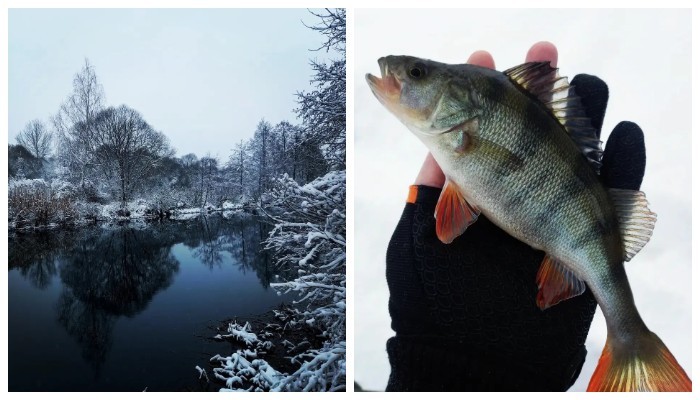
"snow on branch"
296,9,346,169
303,8,346,54
210,352,283,392
209,170,346,391
214,321,260,347
264,170,346,391
273,340,346,392
206,9,346,391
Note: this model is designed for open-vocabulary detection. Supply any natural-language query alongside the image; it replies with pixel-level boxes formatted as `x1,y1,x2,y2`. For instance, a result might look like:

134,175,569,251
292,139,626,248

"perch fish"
366,56,691,392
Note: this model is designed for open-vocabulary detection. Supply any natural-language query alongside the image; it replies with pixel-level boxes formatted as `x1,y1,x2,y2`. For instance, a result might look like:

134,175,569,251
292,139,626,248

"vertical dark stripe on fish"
571,217,613,252
479,75,507,106
533,162,587,243
473,137,525,177
569,170,615,251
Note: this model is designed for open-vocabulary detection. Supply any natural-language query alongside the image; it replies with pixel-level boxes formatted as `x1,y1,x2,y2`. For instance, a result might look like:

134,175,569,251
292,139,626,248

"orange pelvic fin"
535,254,586,310
434,180,480,244
587,333,692,392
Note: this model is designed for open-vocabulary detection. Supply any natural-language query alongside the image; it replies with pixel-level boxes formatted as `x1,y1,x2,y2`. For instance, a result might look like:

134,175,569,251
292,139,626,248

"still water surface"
8,215,294,391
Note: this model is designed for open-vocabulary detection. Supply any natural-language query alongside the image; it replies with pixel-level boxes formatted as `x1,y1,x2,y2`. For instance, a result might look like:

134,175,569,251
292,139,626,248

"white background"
354,8,692,392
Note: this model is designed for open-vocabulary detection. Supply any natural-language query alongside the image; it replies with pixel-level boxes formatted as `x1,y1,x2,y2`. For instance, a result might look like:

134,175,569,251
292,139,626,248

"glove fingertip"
600,121,646,190
571,74,609,136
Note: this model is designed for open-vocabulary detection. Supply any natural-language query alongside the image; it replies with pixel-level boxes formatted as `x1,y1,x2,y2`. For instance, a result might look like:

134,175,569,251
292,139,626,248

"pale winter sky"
9,8,332,159
355,8,692,391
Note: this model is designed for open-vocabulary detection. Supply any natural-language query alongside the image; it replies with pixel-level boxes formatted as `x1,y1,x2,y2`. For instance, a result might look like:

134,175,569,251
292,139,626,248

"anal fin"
434,180,480,244
536,255,586,310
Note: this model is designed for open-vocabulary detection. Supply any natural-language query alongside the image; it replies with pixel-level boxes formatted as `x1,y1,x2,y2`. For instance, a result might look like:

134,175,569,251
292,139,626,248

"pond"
8,214,296,391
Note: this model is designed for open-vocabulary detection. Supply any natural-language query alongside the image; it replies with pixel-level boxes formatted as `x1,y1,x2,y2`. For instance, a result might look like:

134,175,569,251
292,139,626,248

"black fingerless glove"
384,74,647,392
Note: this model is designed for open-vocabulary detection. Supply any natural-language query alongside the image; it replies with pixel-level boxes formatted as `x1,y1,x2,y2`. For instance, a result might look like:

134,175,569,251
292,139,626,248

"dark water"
8,214,295,391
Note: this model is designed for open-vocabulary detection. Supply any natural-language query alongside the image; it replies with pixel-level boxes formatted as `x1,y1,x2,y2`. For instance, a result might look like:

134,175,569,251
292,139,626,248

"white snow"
215,321,259,347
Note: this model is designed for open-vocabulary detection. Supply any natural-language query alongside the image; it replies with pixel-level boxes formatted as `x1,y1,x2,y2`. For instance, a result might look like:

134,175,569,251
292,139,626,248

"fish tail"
587,331,691,391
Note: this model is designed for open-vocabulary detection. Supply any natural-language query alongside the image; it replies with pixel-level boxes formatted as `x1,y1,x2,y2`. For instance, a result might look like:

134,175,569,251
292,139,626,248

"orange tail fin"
587,332,691,391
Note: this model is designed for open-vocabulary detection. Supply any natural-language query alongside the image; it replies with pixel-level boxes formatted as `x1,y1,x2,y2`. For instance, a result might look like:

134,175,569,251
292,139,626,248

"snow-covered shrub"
99,202,122,220
150,185,181,211
222,201,237,210
208,170,346,391
274,340,345,391
263,170,346,391
99,199,164,220
50,179,77,199
75,179,109,204
127,198,157,219
9,179,77,228
209,353,283,392
74,201,102,222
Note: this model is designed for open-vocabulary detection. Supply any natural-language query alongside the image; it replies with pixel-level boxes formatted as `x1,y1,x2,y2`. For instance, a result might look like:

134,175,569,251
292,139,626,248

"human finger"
414,152,446,188
526,41,558,67
467,50,495,69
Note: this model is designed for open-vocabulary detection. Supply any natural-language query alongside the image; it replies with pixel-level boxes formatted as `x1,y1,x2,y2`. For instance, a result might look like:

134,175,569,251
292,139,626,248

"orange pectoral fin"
434,180,480,244
535,255,586,310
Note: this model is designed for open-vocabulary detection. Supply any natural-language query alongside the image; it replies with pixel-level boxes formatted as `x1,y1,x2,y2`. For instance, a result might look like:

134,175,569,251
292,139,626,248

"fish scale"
367,55,690,391
440,90,614,275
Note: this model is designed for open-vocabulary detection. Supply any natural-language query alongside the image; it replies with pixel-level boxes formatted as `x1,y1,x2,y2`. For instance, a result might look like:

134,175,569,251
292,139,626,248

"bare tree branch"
16,119,52,159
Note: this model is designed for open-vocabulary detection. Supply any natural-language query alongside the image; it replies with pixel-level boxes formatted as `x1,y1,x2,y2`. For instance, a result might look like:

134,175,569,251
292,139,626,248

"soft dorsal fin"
608,188,657,261
434,179,480,244
535,254,586,310
504,62,603,174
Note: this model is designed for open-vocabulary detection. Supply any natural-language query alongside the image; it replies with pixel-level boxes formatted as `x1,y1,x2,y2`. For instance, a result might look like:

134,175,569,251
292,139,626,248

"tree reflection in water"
183,214,282,288
55,227,180,377
8,214,282,378
56,288,117,377
9,230,71,289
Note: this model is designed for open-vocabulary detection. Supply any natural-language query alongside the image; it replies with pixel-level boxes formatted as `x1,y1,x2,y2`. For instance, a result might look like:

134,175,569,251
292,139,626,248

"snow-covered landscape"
8,8,346,392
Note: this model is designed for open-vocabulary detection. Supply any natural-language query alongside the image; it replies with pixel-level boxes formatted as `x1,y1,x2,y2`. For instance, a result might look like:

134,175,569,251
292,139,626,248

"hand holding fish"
377,42,690,392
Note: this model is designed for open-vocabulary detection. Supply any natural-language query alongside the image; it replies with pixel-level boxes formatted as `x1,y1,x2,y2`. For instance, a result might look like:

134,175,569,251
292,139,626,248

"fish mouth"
366,58,401,104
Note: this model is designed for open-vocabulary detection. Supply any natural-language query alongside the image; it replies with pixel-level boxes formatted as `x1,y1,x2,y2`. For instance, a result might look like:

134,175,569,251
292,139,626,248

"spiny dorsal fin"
535,254,586,310
504,62,603,174
608,188,657,261
434,179,480,244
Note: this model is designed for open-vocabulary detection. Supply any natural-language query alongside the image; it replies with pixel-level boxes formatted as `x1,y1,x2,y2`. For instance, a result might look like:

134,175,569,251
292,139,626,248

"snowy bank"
8,180,254,231
205,170,346,392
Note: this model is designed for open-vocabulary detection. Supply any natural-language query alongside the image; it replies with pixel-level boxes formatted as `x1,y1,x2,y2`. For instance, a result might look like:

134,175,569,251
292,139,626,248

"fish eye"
408,64,426,79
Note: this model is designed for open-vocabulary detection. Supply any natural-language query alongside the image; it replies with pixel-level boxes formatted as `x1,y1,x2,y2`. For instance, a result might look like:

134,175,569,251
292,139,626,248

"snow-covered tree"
296,8,346,170
53,59,105,189
8,144,44,179
250,119,273,200
208,170,346,391
226,140,251,199
264,170,346,391
91,105,174,206
207,9,346,391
